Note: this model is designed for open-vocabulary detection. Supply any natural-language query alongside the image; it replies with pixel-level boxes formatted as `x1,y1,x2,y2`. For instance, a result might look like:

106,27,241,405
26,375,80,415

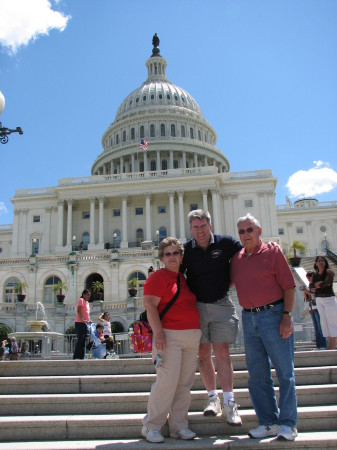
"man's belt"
244,298,284,313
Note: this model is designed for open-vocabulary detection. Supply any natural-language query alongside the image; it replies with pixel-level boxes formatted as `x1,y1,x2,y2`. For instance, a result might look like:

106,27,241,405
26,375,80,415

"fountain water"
9,302,64,358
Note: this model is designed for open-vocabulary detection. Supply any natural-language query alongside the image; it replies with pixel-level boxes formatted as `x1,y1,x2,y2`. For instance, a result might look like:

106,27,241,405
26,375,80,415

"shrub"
0,323,14,342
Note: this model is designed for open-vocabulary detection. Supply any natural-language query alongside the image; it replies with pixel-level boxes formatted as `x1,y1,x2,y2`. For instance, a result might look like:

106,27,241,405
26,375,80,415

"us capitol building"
0,36,336,335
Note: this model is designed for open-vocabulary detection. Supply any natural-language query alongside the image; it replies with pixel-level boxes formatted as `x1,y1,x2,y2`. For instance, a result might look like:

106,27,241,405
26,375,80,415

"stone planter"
17,294,26,302
128,289,138,297
56,294,65,303
289,257,301,267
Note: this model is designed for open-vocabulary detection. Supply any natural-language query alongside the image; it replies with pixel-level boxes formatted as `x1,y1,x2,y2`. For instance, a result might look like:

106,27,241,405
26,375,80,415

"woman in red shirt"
73,289,91,359
141,237,201,444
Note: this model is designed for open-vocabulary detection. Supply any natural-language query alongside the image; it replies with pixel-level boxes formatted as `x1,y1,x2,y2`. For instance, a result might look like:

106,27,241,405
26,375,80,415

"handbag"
131,274,181,353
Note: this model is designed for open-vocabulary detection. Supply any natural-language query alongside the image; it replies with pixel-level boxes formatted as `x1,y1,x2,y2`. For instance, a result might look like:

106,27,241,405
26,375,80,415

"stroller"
87,323,118,359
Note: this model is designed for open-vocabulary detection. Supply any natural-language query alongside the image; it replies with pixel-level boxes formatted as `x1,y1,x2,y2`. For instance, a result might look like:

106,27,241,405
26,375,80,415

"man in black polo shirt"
181,209,242,426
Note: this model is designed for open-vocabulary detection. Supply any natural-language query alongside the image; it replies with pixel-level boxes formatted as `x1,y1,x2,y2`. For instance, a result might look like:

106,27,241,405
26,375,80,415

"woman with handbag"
308,256,337,350
141,237,201,444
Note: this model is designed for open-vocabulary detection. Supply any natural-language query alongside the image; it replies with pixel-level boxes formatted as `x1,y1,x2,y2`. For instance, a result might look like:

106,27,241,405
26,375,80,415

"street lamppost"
113,232,117,249
32,238,38,256
0,91,23,144
72,235,77,252
156,230,159,247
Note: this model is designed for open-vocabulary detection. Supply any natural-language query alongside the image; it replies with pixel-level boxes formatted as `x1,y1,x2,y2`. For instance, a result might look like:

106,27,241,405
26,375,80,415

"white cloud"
286,161,337,198
0,201,9,215
0,0,70,54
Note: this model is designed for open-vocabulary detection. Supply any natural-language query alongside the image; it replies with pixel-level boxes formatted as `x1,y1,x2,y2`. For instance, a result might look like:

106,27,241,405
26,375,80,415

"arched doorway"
86,273,104,301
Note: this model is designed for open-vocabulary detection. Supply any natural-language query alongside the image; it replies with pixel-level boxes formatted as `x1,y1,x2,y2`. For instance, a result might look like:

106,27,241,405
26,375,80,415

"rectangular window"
278,228,284,235
296,227,303,234
82,211,90,219
244,200,253,208
33,215,40,223
158,206,166,214
135,207,143,215
113,209,121,217
190,203,198,211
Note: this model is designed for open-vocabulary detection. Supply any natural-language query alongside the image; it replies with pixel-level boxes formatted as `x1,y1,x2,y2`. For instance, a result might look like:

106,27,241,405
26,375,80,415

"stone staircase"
0,350,336,450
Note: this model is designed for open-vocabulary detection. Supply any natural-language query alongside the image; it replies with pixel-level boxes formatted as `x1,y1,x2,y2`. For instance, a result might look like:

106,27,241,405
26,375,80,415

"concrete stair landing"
0,350,336,449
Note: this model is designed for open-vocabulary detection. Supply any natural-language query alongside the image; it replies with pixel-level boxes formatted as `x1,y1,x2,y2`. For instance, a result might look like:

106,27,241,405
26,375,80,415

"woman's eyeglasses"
238,227,255,235
163,251,181,257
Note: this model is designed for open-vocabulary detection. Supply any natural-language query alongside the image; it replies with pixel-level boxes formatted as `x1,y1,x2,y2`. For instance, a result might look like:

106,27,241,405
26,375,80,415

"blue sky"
0,0,336,225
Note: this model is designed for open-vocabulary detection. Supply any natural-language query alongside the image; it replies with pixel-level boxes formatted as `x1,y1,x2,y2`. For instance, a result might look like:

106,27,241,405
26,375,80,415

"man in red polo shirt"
231,213,297,441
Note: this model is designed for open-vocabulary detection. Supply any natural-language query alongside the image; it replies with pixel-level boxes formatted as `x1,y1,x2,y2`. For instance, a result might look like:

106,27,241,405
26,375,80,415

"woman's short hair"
158,237,184,259
81,289,91,297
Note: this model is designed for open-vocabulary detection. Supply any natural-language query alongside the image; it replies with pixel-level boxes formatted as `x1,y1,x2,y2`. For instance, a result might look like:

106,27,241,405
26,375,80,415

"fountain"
9,302,64,358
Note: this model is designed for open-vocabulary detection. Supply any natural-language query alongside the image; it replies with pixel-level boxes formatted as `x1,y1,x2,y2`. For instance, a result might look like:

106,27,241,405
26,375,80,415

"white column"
103,165,107,175
120,156,124,173
305,221,314,255
13,209,20,255
144,152,148,171
131,153,135,172
110,160,114,174
211,188,220,234
182,151,186,169
66,200,73,247
231,193,239,236
194,153,198,167
57,201,64,247
222,193,231,235
98,196,104,249
43,207,52,254
156,151,161,171
121,194,128,248
89,197,95,245
204,155,208,166
258,191,267,230
169,151,174,169
145,193,152,241
168,191,176,237
177,190,186,242
201,189,209,212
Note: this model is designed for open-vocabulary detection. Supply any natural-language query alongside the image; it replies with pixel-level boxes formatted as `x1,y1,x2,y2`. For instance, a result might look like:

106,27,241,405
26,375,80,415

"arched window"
190,128,194,139
181,125,185,137
171,124,176,137
161,124,165,137
173,159,178,169
128,271,147,294
82,232,89,251
116,134,119,145
162,159,167,170
4,277,19,303
123,130,126,142
150,160,156,171
131,128,135,140
140,161,144,172
159,227,167,242
44,276,61,304
136,228,144,244
150,124,155,137
140,126,145,139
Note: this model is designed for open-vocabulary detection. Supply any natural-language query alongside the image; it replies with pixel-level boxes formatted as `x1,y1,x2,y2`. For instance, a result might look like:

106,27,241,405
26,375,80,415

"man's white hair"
236,213,261,228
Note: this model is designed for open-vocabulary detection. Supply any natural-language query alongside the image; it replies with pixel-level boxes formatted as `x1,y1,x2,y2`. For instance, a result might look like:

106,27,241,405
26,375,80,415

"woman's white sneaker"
248,424,280,438
277,425,298,441
222,400,242,426
170,428,196,440
141,426,164,443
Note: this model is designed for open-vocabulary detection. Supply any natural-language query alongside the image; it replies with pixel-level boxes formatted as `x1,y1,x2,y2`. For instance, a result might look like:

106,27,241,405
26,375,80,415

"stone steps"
0,350,336,448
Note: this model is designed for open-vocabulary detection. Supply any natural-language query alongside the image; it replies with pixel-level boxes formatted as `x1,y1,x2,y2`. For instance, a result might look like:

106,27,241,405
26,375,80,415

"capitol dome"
91,35,229,176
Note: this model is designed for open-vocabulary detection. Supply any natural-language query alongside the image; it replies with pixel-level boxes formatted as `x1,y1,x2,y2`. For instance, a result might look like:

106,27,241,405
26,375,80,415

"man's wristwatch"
283,311,293,317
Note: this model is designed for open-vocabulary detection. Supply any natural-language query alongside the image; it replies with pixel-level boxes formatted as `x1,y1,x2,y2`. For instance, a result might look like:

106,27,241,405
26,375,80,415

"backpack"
130,320,152,353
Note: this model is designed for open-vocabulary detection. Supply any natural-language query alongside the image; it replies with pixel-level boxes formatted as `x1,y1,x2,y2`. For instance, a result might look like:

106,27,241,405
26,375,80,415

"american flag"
139,139,148,150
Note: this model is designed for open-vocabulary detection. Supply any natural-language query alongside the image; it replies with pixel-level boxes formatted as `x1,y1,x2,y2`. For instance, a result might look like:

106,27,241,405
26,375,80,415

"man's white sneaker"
203,395,221,416
248,424,280,439
141,426,164,443
277,425,298,441
222,400,242,426
170,428,196,440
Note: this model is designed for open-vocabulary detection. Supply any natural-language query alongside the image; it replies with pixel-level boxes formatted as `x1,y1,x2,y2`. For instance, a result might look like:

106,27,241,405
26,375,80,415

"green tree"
0,323,14,342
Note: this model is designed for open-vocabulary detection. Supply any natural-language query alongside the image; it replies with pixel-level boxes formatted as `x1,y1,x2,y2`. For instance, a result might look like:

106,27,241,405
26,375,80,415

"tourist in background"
300,272,327,349
73,289,91,360
141,237,201,443
98,312,114,351
308,256,337,350
231,213,298,441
